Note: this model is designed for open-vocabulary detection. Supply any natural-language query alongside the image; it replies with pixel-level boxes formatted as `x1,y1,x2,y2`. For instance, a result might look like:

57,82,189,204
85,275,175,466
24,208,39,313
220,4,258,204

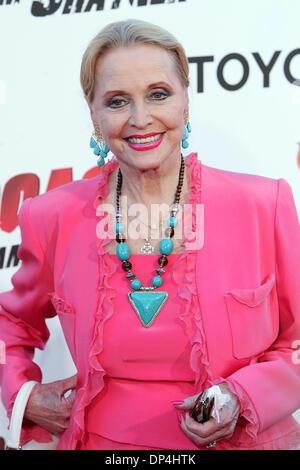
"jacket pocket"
224,273,278,359
48,292,76,360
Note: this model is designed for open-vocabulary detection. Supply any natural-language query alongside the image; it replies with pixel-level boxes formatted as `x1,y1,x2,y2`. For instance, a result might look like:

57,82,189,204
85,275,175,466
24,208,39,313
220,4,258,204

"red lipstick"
125,132,164,152
126,132,162,139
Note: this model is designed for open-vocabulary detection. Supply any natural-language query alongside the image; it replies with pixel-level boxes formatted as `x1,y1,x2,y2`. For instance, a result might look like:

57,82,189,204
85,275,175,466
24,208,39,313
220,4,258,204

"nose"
128,101,153,129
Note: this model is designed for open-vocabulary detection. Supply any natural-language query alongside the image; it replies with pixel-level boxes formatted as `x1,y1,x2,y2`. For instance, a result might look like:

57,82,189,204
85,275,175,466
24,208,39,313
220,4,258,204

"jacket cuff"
222,378,260,446
209,377,260,447
8,386,54,447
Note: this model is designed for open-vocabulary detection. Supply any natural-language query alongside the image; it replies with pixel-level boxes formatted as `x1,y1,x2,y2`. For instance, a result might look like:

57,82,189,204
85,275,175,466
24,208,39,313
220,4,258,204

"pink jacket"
1,153,300,450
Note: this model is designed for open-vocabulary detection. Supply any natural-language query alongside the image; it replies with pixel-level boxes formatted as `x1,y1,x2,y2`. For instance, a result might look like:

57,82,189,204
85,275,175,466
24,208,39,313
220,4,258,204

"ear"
84,94,95,122
183,88,189,123
88,107,97,130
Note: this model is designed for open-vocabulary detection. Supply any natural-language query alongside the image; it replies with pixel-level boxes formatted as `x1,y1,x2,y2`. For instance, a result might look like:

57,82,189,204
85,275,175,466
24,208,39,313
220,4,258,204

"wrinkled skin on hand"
24,375,77,435
173,382,240,448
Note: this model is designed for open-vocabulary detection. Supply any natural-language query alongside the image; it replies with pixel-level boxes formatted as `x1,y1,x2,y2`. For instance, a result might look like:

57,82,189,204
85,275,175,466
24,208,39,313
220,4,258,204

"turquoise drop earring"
182,122,191,149
90,128,110,166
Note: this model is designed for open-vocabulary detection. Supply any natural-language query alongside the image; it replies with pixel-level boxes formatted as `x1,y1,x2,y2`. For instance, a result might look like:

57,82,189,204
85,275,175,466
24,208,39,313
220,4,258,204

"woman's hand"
24,375,77,435
173,382,240,448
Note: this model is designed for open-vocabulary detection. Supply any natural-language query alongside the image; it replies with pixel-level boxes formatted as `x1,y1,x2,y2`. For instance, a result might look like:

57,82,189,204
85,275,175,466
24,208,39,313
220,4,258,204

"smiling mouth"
126,133,164,144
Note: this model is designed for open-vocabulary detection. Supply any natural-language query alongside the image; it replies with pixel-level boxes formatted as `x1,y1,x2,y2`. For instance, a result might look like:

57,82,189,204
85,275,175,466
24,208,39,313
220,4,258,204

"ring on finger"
206,440,217,448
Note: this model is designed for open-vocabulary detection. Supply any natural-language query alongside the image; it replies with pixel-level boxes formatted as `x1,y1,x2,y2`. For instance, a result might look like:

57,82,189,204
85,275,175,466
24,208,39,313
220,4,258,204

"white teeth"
128,134,162,144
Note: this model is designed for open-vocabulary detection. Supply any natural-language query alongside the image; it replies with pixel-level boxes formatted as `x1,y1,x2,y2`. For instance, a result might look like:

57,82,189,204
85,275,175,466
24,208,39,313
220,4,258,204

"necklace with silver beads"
114,155,185,327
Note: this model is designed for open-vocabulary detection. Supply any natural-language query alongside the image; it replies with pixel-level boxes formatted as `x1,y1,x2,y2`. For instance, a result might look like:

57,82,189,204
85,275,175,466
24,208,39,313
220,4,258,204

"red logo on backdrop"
0,166,100,233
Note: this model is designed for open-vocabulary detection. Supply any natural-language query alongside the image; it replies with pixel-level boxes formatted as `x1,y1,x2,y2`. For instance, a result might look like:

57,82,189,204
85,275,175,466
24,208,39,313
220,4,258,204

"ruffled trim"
49,293,75,315
20,421,54,447
168,153,214,391
203,376,260,449
224,378,260,445
170,250,214,389
223,378,300,449
69,157,119,449
247,431,300,450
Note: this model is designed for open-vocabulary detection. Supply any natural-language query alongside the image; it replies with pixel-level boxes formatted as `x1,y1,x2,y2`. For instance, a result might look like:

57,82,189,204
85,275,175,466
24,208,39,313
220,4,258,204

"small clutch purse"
189,392,215,423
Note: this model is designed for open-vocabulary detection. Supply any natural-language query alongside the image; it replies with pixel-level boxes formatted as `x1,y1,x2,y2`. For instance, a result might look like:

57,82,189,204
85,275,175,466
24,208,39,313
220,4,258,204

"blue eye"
106,98,128,108
149,90,170,100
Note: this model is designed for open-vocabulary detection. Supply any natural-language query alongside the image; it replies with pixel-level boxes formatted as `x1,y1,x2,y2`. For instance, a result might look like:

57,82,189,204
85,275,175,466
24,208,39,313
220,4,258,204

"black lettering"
188,56,214,93
150,0,164,4
217,53,249,91
31,0,63,16
0,247,5,269
6,245,20,268
84,0,104,11
252,51,281,87
63,0,73,14
284,48,300,83
74,0,85,12
111,0,134,7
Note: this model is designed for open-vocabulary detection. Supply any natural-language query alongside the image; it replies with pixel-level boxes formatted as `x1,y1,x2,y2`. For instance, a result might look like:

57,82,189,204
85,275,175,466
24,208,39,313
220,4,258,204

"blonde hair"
80,18,190,104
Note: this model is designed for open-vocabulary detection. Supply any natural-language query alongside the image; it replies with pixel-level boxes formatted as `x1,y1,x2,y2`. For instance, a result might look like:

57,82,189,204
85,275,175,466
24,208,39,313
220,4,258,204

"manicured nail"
172,401,184,406
177,412,183,424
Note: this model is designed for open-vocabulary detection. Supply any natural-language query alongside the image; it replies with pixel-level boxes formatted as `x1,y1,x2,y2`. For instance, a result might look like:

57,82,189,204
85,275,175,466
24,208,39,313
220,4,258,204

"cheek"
99,113,125,141
161,102,185,132
99,114,129,154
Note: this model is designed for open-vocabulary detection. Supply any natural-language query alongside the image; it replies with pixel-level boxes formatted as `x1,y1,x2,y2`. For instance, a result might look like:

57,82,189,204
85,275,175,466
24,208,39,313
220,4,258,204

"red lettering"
82,166,100,179
0,174,39,233
0,167,103,233
46,168,73,191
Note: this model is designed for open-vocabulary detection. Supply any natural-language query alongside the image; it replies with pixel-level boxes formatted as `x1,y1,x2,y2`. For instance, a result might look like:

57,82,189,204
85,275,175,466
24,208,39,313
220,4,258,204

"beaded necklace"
114,155,185,327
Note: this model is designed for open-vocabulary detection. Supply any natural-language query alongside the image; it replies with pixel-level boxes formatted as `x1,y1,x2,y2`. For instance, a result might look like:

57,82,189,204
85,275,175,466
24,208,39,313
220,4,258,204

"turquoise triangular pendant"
128,291,168,327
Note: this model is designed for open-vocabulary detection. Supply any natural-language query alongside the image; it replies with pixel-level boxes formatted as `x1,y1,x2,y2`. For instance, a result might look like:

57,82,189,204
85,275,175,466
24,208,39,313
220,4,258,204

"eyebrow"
103,81,173,99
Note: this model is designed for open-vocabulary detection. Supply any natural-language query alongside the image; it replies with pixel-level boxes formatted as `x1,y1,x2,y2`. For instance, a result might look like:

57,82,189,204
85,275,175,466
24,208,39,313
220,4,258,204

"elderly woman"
1,19,300,451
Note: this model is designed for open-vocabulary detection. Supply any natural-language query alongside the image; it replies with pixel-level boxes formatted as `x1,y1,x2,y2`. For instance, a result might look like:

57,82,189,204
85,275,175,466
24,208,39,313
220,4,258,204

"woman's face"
89,44,188,171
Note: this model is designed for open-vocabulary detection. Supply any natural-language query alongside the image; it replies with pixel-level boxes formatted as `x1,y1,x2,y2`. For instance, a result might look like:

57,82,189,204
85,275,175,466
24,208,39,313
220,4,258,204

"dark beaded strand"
116,155,185,287
116,233,126,243
122,260,132,272
161,155,185,270
158,255,168,267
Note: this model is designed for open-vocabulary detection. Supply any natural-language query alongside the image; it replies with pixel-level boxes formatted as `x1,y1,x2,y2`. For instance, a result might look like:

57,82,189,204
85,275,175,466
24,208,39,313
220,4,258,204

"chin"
117,148,161,165
133,155,165,170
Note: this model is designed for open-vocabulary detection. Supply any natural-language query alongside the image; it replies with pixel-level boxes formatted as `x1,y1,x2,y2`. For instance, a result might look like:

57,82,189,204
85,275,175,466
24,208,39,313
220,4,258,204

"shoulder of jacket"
24,175,101,220
201,162,279,202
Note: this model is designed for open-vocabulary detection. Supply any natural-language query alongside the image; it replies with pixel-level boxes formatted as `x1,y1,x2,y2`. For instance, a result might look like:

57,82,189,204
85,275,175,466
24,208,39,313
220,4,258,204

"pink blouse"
68,154,300,450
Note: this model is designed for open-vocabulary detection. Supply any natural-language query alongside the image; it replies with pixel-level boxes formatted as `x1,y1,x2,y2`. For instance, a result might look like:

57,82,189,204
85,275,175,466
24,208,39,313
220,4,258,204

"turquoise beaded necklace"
115,155,185,327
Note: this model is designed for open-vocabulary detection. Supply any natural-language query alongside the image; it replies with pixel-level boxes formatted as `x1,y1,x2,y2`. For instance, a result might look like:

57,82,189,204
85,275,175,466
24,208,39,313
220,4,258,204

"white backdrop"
1,0,300,444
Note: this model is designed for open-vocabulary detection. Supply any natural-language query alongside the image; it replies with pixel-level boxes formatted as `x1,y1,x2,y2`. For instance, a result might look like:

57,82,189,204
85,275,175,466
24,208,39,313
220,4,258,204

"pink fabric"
78,432,165,450
83,251,205,449
0,153,300,450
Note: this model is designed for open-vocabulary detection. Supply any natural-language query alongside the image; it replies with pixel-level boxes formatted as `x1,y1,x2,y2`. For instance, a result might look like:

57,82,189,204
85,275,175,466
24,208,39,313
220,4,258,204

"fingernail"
172,401,184,406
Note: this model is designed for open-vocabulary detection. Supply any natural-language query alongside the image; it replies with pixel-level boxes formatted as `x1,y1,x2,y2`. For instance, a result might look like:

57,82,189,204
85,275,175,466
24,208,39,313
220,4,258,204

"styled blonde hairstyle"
80,18,190,104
